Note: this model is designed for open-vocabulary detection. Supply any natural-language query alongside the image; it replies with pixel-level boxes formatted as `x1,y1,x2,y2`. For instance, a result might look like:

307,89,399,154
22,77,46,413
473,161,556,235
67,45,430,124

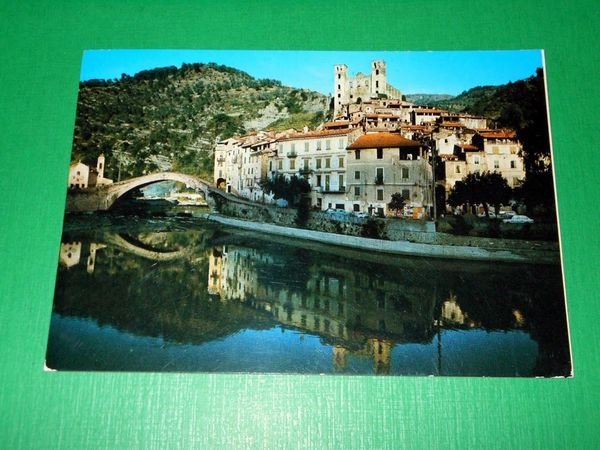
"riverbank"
207,214,560,264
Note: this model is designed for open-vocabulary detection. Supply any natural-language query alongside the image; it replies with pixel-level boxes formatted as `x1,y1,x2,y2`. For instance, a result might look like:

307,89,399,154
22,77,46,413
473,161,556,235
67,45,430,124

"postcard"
45,50,571,376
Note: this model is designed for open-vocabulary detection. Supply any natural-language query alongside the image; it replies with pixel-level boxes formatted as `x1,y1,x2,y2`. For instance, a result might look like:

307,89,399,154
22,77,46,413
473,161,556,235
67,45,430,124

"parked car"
325,208,348,215
477,211,497,218
353,211,370,219
503,214,534,224
499,211,515,219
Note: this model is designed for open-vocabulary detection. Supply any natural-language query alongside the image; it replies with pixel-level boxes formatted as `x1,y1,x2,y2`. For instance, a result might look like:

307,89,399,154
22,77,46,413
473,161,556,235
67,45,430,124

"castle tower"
334,64,349,117
96,154,105,179
371,60,387,98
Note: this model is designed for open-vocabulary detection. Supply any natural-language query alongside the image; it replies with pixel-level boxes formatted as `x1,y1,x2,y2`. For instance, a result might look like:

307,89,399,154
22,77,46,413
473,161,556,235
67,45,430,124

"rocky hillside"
404,93,454,105
72,63,330,180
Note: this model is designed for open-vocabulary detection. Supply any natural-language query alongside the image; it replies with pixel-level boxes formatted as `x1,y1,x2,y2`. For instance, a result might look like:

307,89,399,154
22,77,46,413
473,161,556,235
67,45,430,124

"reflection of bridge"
105,234,190,261
66,172,220,212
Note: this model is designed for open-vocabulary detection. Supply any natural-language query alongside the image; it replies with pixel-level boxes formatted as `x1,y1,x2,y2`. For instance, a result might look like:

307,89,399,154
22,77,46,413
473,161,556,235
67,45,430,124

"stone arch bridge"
66,172,223,212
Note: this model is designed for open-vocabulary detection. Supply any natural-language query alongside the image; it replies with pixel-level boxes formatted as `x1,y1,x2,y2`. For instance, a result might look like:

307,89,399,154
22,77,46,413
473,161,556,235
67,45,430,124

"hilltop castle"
333,60,403,117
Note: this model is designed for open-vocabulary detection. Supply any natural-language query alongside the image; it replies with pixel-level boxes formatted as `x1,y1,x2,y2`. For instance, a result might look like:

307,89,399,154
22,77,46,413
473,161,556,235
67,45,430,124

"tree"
387,193,406,216
447,171,512,217
261,174,311,206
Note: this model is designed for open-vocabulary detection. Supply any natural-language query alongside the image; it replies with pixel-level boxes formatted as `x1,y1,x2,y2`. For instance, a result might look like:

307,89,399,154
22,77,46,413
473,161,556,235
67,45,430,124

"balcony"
216,157,226,163
299,168,313,176
287,152,298,158
374,176,384,185
321,186,346,194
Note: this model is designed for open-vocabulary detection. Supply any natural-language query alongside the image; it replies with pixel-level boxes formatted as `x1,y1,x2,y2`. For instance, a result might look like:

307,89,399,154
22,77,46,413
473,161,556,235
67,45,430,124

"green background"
1,1,598,448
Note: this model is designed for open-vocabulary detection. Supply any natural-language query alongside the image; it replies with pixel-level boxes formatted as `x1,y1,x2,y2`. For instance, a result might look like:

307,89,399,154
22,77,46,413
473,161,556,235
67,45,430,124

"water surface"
46,215,571,376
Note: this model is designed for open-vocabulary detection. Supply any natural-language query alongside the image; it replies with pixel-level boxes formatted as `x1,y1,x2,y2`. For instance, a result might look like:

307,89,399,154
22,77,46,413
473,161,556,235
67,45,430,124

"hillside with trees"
72,63,330,180
425,69,554,214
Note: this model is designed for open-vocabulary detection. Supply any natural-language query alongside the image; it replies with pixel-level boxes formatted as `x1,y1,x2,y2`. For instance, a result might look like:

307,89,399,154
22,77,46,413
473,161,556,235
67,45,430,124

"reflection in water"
47,217,571,376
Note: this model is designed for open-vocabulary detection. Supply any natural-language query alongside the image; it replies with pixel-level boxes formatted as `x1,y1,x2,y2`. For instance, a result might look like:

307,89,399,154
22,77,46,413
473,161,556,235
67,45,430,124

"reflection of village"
59,234,530,375
207,244,526,374
59,241,106,274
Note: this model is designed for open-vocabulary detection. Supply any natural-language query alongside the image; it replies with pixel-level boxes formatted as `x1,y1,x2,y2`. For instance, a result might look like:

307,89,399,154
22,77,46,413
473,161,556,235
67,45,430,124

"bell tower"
334,64,349,117
371,60,387,98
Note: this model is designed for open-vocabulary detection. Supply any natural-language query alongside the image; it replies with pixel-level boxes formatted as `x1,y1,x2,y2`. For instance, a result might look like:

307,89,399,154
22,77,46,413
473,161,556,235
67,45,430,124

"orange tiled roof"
440,121,465,128
457,144,479,151
347,132,423,150
478,130,517,139
414,108,447,114
277,128,355,142
323,120,350,127
366,113,399,119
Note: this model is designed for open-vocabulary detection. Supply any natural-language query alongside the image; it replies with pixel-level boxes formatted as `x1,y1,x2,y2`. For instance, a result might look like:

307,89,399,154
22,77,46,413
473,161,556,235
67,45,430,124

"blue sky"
81,49,543,96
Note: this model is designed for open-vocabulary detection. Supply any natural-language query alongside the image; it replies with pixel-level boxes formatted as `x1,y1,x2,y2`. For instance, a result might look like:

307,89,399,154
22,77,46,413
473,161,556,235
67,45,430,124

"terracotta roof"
277,128,355,142
478,131,517,139
347,133,423,150
400,125,427,130
414,108,447,114
456,144,479,151
440,121,465,128
323,120,350,128
366,113,399,119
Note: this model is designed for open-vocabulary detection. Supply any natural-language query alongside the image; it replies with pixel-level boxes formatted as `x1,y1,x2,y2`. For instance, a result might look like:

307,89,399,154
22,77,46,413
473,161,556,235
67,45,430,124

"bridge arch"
103,172,215,210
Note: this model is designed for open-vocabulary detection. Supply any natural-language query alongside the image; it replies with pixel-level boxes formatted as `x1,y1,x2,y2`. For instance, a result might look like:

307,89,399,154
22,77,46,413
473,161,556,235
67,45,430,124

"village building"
441,129,525,192
410,108,448,125
213,132,277,202
432,123,476,156
346,132,433,217
270,127,362,210
68,154,113,189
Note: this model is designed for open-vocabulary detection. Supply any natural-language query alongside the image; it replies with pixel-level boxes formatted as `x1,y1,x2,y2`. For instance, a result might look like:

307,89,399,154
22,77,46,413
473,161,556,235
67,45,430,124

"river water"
46,213,571,376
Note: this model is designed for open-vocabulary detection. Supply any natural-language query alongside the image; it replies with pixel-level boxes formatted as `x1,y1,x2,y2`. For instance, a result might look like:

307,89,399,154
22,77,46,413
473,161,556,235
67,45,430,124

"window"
354,170,360,180
289,159,296,170
377,189,384,201
291,143,295,153
338,74,341,79
339,175,344,190
338,157,344,168
278,160,283,170
376,80,379,88
401,167,409,179
355,150,361,159
338,139,344,149
474,156,480,165
304,142,309,152
353,204,360,212
338,94,341,98
354,186,360,196
326,140,331,150
377,148,383,159
337,84,341,90
303,159,309,171
316,159,322,169
402,189,410,200
325,158,331,169
376,69,379,75
510,160,516,169
316,140,321,151
494,160,500,169
316,175,322,187
376,167,384,179
325,175,330,190
269,161,273,171
456,165,461,174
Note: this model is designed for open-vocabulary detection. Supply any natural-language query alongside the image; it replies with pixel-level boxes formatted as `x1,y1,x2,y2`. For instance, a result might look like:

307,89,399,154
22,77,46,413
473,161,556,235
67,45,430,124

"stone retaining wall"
214,195,560,259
